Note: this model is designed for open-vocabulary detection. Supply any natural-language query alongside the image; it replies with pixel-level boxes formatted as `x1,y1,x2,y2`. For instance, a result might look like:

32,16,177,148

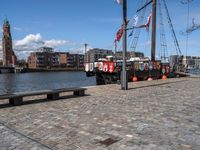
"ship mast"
151,0,156,61
136,0,156,61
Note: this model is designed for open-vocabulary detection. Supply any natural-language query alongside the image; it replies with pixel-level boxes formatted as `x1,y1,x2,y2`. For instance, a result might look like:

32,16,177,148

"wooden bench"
0,87,87,106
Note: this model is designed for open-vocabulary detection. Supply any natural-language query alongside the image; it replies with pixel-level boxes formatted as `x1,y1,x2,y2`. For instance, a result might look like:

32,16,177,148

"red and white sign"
108,62,114,73
85,63,89,72
102,62,115,73
103,62,109,72
98,62,103,71
166,66,170,74
144,63,149,71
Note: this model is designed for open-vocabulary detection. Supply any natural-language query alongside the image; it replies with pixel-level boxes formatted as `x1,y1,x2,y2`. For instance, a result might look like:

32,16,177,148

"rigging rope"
115,0,145,53
162,0,182,56
128,0,148,52
158,0,168,61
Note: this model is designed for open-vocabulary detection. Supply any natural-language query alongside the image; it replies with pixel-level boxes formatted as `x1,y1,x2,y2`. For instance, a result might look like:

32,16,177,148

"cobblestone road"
0,77,200,150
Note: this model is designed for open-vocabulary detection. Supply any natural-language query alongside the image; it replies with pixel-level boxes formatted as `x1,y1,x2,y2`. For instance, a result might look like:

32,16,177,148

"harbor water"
0,71,96,94
0,69,199,95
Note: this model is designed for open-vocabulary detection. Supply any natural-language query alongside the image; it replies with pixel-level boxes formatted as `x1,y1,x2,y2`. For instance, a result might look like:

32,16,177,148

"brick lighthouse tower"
2,18,17,67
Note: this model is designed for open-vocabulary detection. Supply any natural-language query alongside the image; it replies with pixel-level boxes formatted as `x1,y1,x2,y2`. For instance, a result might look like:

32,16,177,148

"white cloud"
44,40,67,47
0,33,83,59
13,33,69,53
15,33,43,47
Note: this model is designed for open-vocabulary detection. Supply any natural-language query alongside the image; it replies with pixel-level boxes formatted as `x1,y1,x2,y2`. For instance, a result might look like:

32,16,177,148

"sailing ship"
85,0,183,85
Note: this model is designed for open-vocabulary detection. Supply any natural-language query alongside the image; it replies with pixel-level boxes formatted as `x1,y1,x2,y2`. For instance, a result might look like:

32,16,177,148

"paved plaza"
0,77,200,150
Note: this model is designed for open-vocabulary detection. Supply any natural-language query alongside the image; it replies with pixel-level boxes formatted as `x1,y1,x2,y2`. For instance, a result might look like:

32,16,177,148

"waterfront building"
85,48,113,63
182,56,200,69
170,55,200,69
67,54,84,68
85,48,144,62
59,52,69,67
28,47,84,69
28,47,59,69
58,53,84,68
194,57,200,68
2,18,17,66
115,51,144,60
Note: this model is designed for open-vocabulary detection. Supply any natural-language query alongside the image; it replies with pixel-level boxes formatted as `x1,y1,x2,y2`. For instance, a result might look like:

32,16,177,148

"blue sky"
0,0,199,59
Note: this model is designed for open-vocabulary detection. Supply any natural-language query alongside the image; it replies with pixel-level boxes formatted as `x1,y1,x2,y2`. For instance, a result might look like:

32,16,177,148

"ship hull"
85,61,172,85
95,69,163,85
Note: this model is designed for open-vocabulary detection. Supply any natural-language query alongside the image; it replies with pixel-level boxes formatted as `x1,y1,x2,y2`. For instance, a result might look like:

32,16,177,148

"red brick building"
28,47,84,69
2,18,17,66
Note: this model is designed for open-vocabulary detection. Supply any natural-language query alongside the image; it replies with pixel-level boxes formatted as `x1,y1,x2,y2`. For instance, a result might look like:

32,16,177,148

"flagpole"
121,0,128,90
114,40,117,60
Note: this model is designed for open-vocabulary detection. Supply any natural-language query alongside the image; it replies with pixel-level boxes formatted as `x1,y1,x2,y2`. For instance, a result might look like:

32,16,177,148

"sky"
0,0,199,60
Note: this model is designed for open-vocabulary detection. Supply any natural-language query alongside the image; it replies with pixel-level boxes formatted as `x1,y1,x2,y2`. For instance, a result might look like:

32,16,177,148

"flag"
145,12,152,31
133,12,151,30
132,15,139,27
115,20,129,42
116,26,124,42
128,30,133,37
115,0,123,5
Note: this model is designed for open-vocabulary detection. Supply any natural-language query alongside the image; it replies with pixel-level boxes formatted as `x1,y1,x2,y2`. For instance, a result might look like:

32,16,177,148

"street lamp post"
121,0,128,90
151,0,156,62
84,43,88,64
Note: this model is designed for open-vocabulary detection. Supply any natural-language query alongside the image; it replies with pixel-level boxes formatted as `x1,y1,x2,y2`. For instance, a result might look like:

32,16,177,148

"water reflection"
0,72,96,94
0,74,17,93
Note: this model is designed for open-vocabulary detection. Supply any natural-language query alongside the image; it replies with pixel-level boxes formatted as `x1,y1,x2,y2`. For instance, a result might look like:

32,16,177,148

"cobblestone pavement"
0,77,200,150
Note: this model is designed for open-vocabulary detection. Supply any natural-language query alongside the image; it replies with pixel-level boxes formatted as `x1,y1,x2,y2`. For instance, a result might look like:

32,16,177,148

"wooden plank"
0,88,87,102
